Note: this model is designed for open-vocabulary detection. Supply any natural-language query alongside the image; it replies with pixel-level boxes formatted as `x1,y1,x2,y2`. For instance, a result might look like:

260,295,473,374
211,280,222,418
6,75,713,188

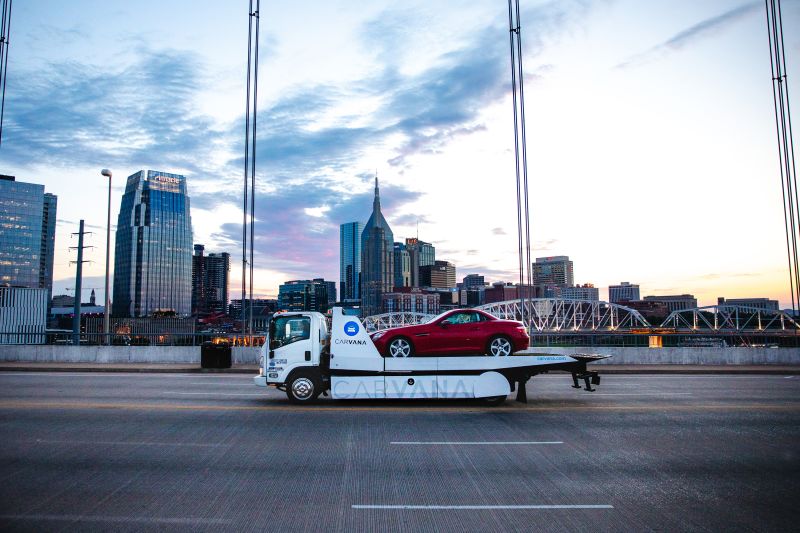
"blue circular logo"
344,321,359,337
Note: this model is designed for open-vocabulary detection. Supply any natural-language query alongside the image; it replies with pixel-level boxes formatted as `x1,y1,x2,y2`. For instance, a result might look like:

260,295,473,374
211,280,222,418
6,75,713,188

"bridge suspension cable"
507,0,534,328
765,0,800,315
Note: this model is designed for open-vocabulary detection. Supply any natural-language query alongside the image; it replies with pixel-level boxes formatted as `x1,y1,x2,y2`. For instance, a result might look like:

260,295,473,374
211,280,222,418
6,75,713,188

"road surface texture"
0,371,797,532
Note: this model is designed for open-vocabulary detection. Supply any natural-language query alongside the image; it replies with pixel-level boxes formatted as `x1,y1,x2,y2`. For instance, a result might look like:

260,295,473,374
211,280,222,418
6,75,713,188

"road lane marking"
590,393,693,396
0,514,232,525
390,441,563,445
0,400,797,413
24,439,224,448
352,505,613,510
164,391,265,397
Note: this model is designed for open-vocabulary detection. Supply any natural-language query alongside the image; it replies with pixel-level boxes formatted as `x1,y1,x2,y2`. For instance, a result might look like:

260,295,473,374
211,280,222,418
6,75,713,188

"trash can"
201,341,232,369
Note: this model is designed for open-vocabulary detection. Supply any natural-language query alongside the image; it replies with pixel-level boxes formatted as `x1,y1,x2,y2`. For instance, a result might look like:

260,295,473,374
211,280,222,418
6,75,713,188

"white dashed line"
352,504,613,510
390,441,563,445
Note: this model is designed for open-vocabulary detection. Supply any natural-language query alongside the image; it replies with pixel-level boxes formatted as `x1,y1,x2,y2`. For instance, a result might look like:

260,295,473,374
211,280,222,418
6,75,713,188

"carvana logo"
344,321,359,337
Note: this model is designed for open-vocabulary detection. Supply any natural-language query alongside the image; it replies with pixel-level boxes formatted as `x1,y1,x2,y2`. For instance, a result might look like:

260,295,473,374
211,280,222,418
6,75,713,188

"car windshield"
269,316,310,349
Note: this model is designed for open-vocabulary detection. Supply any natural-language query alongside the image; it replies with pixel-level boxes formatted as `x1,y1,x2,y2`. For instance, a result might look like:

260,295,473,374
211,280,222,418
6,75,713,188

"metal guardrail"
0,332,266,346
0,331,797,348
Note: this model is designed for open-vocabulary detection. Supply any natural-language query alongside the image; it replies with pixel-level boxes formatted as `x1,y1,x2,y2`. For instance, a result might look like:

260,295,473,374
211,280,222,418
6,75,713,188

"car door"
433,312,479,354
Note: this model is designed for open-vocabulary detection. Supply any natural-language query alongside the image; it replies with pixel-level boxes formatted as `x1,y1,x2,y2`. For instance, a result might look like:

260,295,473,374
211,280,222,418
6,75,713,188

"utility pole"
70,220,92,345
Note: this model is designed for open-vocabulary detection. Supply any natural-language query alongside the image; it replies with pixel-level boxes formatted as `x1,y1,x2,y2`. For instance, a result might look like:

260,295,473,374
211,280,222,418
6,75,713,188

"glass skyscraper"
339,221,364,301
0,176,57,295
112,170,193,317
360,178,394,317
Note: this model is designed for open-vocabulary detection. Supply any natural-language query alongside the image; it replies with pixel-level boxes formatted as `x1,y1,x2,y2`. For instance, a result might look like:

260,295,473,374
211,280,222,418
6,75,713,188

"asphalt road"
0,371,798,532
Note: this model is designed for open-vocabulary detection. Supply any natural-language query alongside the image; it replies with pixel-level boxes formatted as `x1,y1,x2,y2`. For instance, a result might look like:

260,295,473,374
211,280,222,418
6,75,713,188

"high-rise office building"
324,280,337,307
278,279,331,312
420,260,456,289
360,178,394,317
112,170,193,317
0,176,57,296
717,297,779,311
393,242,411,289
609,282,640,303
339,222,364,301
405,237,435,287
191,244,230,315
561,283,599,301
642,294,697,312
533,256,574,287
462,274,486,290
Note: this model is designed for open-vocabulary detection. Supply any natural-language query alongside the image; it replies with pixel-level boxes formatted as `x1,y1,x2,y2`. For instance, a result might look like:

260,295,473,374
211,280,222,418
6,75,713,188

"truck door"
268,315,314,376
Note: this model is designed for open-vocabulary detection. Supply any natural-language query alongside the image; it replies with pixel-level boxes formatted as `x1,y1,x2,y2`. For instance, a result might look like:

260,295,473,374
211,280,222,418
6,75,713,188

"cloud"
615,2,760,69
204,177,423,281
2,48,228,178
491,227,507,235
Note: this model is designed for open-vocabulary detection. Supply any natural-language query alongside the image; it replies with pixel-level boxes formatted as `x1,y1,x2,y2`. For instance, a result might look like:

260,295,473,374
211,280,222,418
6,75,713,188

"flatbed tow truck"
254,307,610,404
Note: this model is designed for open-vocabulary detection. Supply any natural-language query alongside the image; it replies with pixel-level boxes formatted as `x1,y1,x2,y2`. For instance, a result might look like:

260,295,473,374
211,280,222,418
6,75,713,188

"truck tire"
286,371,321,404
487,336,512,357
482,395,507,406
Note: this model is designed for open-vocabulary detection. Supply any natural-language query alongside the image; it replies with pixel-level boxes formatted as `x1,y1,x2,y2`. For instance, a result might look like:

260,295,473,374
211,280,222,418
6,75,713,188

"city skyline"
1,1,798,307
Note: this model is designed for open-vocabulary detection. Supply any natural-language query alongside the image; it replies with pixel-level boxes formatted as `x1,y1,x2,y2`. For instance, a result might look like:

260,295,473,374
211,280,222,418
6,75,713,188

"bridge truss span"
477,298,652,332
660,305,800,333
362,312,435,333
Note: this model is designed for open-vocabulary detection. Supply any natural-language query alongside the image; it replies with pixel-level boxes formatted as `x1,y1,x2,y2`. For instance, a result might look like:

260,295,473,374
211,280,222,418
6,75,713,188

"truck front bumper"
253,376,268,387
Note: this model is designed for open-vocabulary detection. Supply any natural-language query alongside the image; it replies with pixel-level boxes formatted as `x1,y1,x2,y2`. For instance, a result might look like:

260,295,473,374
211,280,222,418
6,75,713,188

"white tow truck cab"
255,307,608,404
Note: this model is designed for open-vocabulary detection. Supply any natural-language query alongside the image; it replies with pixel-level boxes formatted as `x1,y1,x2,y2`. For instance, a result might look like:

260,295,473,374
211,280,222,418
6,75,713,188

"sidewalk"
0,362,797,374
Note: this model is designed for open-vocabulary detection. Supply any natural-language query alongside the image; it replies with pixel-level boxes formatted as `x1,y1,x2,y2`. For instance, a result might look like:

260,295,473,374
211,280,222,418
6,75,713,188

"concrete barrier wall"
0,345,796,365
0,345,262,364
540,346,800,365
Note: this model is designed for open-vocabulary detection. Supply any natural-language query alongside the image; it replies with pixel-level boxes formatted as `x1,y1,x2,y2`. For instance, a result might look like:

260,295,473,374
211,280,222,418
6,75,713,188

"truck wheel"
286,373,320,404
487,336,512,357
388,337,413,357
483,395,507,406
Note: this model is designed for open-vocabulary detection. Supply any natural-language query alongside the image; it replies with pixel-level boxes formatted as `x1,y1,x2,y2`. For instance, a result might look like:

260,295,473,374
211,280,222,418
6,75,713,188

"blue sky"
1,0,798,306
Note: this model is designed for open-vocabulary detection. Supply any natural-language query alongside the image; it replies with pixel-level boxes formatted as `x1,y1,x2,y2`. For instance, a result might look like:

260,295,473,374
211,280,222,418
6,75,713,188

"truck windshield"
269,316,311,349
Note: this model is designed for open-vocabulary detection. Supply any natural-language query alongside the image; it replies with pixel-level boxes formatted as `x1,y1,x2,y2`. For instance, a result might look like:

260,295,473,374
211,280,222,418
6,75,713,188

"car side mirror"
440,322,449,329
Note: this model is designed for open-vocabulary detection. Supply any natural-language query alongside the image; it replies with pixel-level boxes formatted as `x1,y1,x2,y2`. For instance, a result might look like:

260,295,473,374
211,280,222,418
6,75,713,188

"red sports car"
369,309,529,357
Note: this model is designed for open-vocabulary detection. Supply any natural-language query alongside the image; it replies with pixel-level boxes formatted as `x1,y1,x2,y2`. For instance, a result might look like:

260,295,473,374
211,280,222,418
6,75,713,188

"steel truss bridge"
363,299,800,336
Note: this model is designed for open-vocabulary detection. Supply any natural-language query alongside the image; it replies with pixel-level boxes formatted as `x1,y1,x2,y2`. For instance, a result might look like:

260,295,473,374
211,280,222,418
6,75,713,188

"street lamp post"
100,168,112,345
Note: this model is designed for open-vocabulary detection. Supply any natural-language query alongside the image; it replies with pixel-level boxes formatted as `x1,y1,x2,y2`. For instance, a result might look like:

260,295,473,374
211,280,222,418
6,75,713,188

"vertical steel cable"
507,0,525,327
242,0,253,334
776,0,800,308
0,0,12,147
765,0,800,314
513,0,534,318
249,0,260,340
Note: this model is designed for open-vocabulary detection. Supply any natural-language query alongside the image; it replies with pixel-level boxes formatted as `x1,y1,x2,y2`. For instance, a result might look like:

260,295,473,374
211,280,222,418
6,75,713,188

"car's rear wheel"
388,337,413,357
487,336,512,357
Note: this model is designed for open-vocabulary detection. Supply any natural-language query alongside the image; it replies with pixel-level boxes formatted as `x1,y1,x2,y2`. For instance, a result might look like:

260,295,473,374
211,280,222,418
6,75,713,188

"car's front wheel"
388,337,413,357
487,336,512,357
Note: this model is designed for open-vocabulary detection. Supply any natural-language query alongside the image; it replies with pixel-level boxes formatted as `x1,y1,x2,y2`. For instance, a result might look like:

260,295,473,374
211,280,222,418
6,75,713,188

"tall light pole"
100,168,112,345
